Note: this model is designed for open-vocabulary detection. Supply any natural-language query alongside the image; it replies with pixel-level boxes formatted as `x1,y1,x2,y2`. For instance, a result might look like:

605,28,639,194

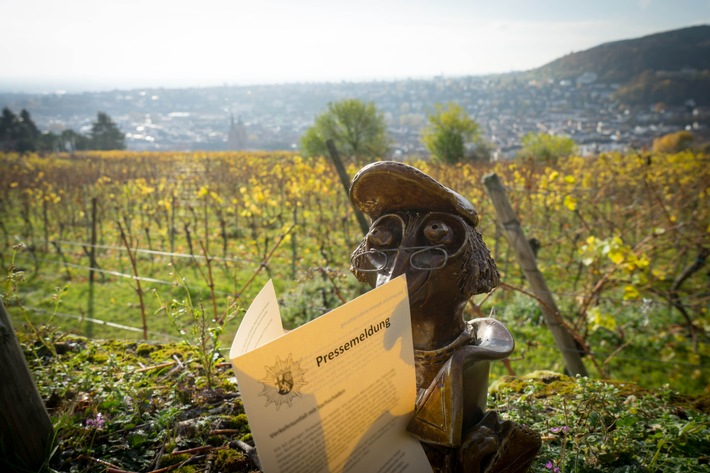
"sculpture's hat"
349,161,479,227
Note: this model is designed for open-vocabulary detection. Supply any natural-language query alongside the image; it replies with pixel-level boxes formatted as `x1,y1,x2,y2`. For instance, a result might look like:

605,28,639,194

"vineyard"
1,150,708,395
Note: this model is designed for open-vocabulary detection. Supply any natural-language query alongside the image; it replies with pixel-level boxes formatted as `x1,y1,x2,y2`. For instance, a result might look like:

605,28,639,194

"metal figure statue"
349,161,541,473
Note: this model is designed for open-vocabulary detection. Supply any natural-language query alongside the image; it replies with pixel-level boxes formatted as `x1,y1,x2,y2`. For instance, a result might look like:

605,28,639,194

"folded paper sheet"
230,276,433,473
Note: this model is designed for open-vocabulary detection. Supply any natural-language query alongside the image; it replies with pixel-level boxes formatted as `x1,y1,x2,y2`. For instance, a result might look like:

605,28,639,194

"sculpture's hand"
458,411,541,473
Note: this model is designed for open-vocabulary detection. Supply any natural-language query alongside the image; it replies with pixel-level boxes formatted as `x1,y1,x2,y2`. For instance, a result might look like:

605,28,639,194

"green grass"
485,291,708,395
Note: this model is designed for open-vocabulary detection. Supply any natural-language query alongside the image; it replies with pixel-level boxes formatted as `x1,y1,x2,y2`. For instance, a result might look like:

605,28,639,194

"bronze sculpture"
349,161,541,473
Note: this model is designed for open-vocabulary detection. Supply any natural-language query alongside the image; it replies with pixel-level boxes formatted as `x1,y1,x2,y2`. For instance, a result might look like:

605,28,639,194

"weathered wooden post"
87,197,98,338
325,139,370,235
482,172,588,377
0,300,54,472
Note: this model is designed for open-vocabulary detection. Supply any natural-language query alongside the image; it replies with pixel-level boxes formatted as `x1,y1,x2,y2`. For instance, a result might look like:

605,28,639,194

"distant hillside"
534,25,710,83
532,25,710,106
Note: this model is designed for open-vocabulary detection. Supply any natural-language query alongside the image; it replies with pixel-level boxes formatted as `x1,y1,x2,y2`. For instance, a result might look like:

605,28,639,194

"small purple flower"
86,412,105,429
544,461,560,472
545,461,554,469
550,425,569,433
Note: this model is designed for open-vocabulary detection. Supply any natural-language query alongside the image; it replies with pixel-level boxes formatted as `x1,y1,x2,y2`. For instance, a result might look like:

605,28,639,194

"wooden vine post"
0,300,53,472
325,139,371,235
87,197,98,338
482,172,588,377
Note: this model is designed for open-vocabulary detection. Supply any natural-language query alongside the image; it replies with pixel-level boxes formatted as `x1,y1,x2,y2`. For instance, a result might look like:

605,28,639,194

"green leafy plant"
492,373,710,472
154,265,225,388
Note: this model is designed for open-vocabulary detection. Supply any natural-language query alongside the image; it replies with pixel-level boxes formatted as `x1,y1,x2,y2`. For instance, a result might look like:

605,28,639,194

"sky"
1,0,710,93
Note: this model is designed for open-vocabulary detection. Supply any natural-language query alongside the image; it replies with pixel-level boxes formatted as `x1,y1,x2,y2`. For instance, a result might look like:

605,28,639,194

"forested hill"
533,25,710,83
530,25,710,106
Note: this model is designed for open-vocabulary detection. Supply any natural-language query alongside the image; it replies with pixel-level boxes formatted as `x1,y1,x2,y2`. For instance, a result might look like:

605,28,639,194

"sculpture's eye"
421,215,467,253
423,220,454,246
368,226,396,247
367,215,403,249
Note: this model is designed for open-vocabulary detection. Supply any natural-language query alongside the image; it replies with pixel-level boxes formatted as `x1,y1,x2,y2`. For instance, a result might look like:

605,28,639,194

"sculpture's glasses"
351,246,448,272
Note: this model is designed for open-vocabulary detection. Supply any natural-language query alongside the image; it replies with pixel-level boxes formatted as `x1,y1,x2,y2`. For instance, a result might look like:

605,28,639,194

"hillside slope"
533,25,710,83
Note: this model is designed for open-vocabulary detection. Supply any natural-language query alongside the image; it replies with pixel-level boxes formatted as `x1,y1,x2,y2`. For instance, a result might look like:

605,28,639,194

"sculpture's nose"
375,249,410,287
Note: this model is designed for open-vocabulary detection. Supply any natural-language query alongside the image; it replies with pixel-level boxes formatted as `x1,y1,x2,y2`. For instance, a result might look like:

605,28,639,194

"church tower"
227,114,247,150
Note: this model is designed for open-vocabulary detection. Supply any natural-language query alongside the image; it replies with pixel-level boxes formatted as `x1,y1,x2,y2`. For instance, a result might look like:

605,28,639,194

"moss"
102,339,136,351
174,467,197,473
136,343,154,357
149,344,192,363
160,453,191,467
215,414,249,430
71,338,144,364
96,340,138,362
87,351,109,363
520,370,568,384
691,393,710,414
232,397,244,410
213,449,248,472
489,370,577,398
489,370,678,403
207,435,225,445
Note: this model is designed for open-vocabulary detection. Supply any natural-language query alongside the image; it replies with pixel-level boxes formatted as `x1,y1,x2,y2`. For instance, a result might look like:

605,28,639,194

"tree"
651,130,694,153
300,99,389,162
0,107,17,151
90,112,125,150
38,131,61,153
16,109,42,153
0,108,42,153
61,129,91,152
0,107,117,153
518,132,577,164
421,102,482,163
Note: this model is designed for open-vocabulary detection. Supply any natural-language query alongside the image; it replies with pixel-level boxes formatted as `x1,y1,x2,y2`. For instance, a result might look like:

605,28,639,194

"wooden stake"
0,300,54,472
325,139,370,235
87,197,98,338
483,173,588,377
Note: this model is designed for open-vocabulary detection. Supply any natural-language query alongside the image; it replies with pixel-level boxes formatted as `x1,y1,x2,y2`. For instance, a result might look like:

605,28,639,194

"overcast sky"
2,0,709,92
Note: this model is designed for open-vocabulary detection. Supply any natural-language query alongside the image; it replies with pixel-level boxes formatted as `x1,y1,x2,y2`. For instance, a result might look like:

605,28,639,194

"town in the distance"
2,25,709,159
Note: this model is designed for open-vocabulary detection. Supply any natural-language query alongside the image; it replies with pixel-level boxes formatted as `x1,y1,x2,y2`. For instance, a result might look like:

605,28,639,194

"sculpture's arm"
467,317,515,360
407,318,514,447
